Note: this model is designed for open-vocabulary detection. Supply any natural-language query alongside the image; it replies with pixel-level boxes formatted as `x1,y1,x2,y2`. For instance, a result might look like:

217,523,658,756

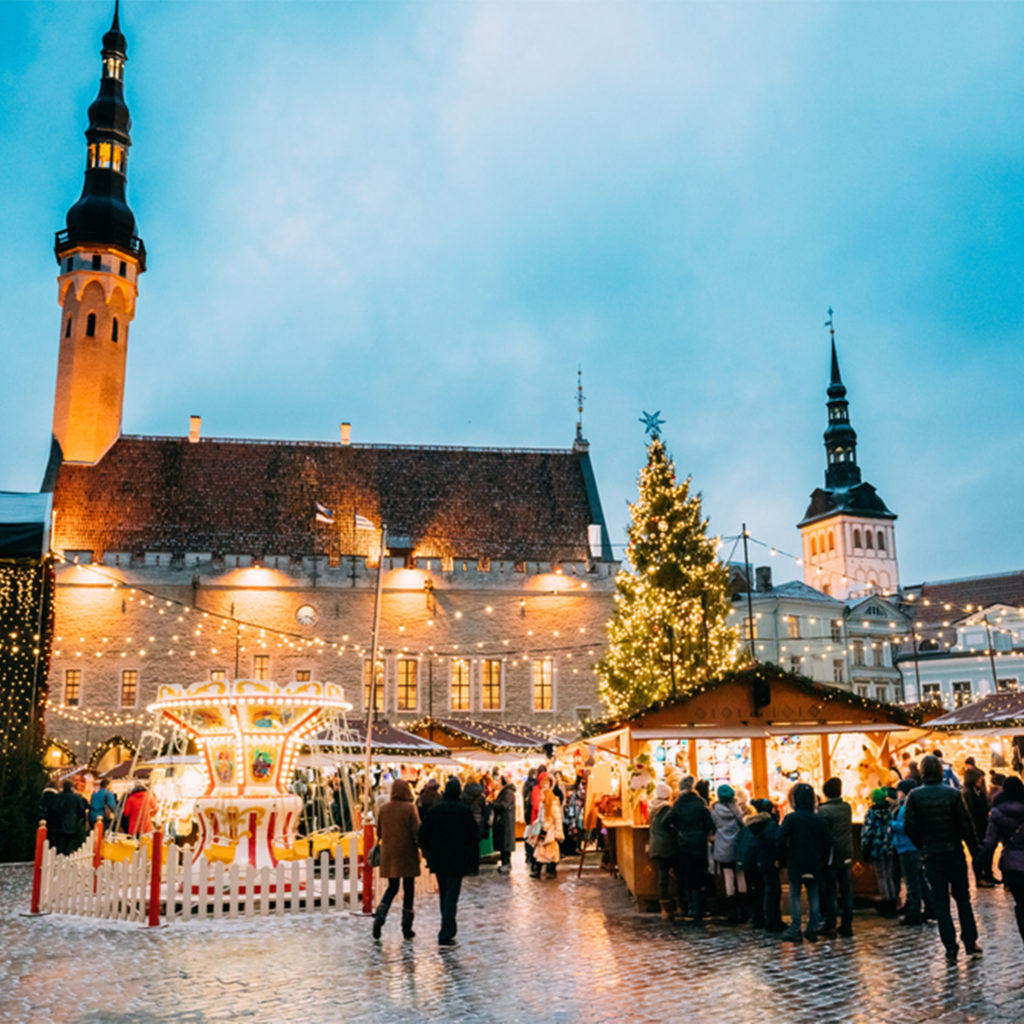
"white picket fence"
35,832,371,924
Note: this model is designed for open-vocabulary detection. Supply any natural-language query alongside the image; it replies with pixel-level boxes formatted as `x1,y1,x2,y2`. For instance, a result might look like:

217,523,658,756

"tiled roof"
905,572,1024,631
799,482,896,526
51,435,608,562
412,717,570,752
925,692,1024,731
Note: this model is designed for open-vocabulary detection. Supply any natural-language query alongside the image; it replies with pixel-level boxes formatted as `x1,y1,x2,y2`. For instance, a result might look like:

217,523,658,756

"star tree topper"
639,410,665,439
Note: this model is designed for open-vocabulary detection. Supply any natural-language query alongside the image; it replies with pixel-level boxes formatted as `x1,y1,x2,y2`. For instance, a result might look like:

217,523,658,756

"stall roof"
586,665,912,742
925,692,1024,733
408,717,568,753
310,721,452,757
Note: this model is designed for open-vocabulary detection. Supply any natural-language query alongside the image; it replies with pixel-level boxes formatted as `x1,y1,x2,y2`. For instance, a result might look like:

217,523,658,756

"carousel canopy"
924,692,1024,734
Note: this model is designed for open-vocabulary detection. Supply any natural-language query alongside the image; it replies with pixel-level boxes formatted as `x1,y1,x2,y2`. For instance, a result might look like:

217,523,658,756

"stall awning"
309,721,452,758
925,692,1024,733
408,717,566,753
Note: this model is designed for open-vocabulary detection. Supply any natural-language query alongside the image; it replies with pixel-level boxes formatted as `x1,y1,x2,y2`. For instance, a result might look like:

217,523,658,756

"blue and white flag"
354,512,376,531
315,502,334,525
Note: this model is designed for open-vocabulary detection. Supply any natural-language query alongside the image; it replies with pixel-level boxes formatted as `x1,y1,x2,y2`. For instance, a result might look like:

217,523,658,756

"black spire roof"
798,315,895,527
55,2,145,270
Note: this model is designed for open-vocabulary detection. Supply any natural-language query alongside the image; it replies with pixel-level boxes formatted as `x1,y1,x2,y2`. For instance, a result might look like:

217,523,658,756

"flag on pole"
354,512,376,531
314,502,334,525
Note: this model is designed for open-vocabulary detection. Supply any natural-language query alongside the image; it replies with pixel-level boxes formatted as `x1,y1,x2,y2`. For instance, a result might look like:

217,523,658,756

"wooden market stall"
918,692,1024,773
581,666,913,908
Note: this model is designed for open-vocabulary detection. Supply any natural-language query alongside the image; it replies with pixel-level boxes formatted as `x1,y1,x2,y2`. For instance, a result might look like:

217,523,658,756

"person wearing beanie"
904,755,982,962
891,777,934,926
744,798,784,932
648,781,680,921
664,776,714,925
710,784,747,924
774,783,831,942
818,777,855,937
861,788,898,918
418,776,480,947
981,775,1024,945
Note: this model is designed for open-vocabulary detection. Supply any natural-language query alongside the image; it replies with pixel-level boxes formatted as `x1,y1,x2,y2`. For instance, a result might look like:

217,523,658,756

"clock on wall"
295,604,318,626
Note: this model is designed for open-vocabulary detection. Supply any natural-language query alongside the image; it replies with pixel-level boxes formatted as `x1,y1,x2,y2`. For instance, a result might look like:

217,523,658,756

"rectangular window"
856,684,869,699
872,645,884,667
363,660,384,712
874,686,887,703
532,658,554,711
742,617,757,641
851,640,865,665
397,659,418,711
997,678,1018,692
789,655,802,673
831,620,843,642
119,260,127,277
450,659,471,712
481,659,503,710
952,680,972,709
65,669,81,706
833,660,844,685
210,669,226,683
253,654,270,681
295,670,311,682
784,615,800,639
922,682,942,703
120,669,138,707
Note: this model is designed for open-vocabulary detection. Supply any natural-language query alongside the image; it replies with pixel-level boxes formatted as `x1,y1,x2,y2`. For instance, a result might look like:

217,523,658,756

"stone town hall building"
40,9,618,770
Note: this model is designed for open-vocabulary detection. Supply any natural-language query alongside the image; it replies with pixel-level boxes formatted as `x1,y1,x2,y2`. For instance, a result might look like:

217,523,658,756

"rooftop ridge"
907,569,1024,589
119,434,575,456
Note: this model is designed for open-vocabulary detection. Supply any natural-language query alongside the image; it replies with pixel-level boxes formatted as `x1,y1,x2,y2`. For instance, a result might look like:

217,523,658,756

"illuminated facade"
41,10,617,767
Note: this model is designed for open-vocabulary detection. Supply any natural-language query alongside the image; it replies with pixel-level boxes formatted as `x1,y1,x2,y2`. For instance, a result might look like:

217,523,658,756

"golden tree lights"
598,437,739,716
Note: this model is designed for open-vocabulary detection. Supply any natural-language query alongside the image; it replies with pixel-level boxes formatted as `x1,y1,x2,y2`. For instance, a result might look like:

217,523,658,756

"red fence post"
29,821,47,915
148,830,163,927
361,822,375,915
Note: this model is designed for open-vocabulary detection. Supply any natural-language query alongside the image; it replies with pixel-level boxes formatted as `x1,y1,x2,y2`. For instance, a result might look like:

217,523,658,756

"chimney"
189,415,201,443
756,565,772,592
340,422,351,446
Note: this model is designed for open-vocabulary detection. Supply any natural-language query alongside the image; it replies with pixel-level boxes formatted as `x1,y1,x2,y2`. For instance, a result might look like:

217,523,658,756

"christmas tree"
598,428,739,717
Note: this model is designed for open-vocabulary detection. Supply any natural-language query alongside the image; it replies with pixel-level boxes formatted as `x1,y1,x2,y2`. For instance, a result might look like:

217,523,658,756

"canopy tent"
309,721,453,759
407,716,572,754
923,691,1024,737
0,492,51,558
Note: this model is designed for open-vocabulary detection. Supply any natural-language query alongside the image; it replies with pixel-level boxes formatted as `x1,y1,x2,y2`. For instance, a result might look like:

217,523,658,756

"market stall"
579,666,912,907
917,692,1024,774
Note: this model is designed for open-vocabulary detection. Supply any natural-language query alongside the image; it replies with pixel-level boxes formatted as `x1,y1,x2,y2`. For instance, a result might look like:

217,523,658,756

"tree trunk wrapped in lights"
598,437,739,717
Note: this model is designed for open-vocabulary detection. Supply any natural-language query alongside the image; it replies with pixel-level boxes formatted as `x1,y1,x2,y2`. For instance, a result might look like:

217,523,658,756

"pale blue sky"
2,1,1023,585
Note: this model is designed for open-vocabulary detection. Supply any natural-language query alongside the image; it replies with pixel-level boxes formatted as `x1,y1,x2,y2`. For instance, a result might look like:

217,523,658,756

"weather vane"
825,306,835,340
575,366,586,441
639,410,665,439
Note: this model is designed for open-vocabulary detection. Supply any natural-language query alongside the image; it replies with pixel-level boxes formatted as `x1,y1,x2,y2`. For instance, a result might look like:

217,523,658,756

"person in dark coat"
372,779,421,940
663,775,713,924
963,766,994,886
419,777,480,947
775,782,831,942
980,775,1024,945
490,776,516,874
461,776,489,847
648,781,680,920
745,798,783,932
415,778,441,817
49,780,88,855
817,777,855,937
904,754,981,962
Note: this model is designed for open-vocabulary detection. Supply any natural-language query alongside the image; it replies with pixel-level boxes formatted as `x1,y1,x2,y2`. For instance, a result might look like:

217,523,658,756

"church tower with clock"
51,2,145,466
798,315,900,600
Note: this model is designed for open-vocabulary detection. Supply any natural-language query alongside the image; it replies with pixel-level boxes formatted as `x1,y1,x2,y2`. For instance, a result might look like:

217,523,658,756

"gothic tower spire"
823,307,861,489
51,2,145,465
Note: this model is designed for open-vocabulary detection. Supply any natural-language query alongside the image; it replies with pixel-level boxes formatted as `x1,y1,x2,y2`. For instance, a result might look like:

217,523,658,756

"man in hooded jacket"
419,777,480,946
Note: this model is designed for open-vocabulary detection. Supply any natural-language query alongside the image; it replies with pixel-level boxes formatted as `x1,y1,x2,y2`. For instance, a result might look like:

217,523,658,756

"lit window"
481,660,502,710
997,678,1018,693
253,654,270,681
210,669,226,683
922,683,941,703
397,659,418,711
295,670,311,682
65,669,81,706
121,669,138,706
742,617,757,641
450,659,470,712
363,660,384,712
828,530,835,552
532,658,553,711
952,681,972,709
833,660,844,684
810,537,818,557
784,615,799,639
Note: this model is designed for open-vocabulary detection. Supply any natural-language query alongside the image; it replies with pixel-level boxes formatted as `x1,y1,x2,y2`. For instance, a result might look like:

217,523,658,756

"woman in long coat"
490,775,517,873
373,778,421,940
530,776,564,879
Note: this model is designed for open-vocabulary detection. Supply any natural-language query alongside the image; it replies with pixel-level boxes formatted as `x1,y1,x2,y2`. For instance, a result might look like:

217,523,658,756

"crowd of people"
646,750,1024,961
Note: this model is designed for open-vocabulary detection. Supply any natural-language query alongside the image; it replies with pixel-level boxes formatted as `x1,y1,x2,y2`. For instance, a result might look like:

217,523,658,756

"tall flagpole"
363,522,387,818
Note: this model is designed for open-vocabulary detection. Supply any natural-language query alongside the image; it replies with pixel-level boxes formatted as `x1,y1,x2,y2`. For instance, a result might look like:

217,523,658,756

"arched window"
65,317,72,338
86,313,96,337
877,531,885,551
865,531,873,550
827,530,835,552
811,537,818,557
853,528,862,549
111,318,119,342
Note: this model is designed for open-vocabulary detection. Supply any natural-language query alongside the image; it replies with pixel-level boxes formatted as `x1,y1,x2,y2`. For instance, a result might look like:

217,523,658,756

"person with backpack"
861,788,899,918
817,776,855,937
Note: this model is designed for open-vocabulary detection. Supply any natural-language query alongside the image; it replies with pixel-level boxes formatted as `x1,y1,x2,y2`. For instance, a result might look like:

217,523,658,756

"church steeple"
822,308,860,489
51,3,145,466
55,1,145,269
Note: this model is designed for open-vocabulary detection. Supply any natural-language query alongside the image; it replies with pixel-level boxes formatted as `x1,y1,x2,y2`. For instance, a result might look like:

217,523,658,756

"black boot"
401,909,415,939
372,902,389,940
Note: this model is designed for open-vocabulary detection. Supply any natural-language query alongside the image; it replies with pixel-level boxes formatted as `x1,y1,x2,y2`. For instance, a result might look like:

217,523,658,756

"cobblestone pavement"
2,860,1023,1024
